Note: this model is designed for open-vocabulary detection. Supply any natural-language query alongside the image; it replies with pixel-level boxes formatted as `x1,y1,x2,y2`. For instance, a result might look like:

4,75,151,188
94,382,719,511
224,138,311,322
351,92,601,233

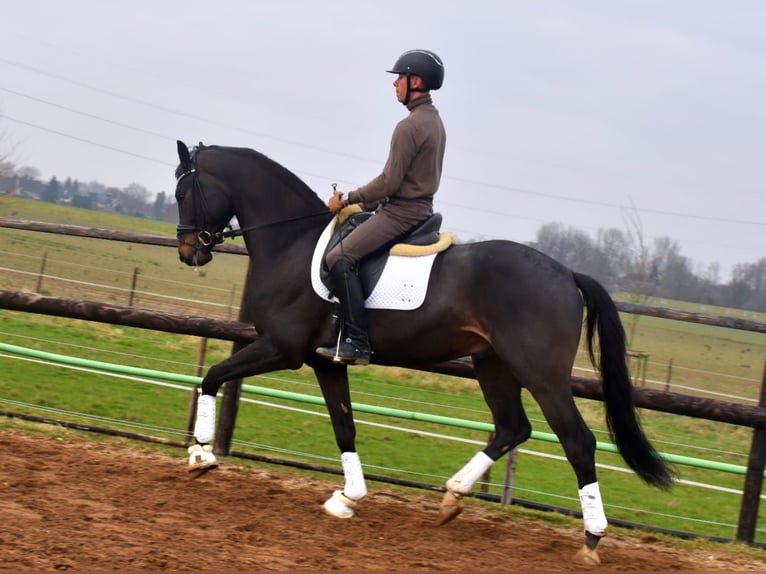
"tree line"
1,164,176,222
531,222,766,313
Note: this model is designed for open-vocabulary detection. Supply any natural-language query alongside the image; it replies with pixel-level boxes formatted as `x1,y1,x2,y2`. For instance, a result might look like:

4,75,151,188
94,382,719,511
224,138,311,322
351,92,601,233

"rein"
218,210,332,239
175,165,331,248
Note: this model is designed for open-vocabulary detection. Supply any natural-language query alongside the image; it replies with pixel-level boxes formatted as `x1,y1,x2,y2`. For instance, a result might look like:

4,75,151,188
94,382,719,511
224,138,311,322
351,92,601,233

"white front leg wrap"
194,393,217,445
341,451,367,501
446,451,494,495
187,443,217,466
579,481,608,536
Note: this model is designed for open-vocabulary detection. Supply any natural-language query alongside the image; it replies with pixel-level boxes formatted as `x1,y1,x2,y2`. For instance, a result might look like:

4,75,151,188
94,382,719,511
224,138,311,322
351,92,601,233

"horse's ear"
177,140,191,169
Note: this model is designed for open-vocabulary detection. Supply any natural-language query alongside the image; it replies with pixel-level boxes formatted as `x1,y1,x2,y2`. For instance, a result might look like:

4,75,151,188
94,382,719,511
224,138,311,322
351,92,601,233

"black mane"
202,144,325,209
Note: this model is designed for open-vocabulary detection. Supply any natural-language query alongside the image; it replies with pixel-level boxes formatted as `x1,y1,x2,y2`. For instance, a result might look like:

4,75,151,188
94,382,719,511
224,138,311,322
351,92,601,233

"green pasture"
1,196,766,544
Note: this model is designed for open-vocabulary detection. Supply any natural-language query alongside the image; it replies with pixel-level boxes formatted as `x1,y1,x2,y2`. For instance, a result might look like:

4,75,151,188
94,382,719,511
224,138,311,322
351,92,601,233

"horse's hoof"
437,490,463,525
576,545,601,566
323,490,357,519
187,444,218,479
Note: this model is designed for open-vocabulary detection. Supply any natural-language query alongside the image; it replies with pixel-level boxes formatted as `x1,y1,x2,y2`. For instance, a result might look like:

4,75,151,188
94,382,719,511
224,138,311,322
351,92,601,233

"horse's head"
174,140,234,267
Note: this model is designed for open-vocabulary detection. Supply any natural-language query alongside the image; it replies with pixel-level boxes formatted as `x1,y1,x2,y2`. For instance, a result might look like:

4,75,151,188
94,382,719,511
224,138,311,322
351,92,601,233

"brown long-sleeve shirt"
348,94,446,207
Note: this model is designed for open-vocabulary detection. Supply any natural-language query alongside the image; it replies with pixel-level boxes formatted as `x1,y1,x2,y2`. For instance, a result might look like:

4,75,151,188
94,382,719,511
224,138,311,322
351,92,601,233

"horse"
174,140,674,565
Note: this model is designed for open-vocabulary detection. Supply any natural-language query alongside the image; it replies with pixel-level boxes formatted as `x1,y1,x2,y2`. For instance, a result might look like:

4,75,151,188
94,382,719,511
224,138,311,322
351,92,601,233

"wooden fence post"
128,267,139,307
665,359,673,392
501,448,518,505
485,422,518,502
228,283,237,321
736,356,766,543
36,251,47,293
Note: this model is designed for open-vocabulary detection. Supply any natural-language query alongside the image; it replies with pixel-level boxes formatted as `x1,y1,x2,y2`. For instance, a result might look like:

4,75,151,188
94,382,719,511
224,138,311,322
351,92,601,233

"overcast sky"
1,0,764,282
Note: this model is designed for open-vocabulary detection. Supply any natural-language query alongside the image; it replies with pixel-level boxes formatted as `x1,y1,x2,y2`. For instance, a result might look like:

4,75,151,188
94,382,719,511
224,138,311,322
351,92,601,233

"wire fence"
0,247,244,320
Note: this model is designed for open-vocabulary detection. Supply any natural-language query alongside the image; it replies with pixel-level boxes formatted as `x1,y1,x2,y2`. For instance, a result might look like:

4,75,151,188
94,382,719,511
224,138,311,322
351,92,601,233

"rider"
315,49,447,366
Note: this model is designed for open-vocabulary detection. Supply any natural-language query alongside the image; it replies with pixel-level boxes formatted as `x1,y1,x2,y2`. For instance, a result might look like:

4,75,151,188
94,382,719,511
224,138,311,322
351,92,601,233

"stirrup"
315,339,370,365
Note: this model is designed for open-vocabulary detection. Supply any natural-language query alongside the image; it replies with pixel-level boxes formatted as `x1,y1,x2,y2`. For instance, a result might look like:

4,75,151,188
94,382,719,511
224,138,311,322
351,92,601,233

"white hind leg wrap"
446,451,494,495
194,393,217,445
579,481,608,536
341,452,367,501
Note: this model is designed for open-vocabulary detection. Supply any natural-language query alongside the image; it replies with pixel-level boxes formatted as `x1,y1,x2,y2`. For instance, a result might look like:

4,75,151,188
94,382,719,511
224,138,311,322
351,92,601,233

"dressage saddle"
319,212,443,299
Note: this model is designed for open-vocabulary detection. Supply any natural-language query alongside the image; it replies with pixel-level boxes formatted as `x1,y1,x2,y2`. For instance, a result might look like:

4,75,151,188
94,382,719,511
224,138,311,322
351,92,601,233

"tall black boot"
316,259,371,365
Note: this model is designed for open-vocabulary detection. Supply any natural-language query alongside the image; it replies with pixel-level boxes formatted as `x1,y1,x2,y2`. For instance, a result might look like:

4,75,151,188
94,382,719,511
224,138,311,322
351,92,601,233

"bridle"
176,166,224,249
174,165,228,258
174,150,332,260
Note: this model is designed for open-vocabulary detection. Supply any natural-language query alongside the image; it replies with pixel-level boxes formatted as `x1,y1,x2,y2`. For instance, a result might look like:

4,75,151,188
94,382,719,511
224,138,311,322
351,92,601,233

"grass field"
2,195,766,544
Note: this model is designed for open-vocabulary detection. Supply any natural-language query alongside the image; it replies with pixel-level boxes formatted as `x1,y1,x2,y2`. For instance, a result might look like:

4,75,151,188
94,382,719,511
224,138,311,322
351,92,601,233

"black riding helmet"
387,49,444,104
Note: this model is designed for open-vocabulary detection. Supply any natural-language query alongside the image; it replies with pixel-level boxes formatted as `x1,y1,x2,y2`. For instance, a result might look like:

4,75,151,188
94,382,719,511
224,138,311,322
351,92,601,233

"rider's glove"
328,191,347,213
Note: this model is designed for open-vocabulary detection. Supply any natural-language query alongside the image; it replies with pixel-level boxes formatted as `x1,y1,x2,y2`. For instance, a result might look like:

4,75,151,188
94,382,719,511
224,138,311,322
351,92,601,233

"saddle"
320,210,446,299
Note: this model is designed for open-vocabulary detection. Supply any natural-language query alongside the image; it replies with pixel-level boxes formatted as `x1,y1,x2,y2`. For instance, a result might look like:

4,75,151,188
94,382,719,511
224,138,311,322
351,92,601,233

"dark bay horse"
174,140,674,564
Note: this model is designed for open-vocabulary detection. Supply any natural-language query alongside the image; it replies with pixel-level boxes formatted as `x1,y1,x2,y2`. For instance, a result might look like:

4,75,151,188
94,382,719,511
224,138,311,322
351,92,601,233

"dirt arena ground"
1,429,765,571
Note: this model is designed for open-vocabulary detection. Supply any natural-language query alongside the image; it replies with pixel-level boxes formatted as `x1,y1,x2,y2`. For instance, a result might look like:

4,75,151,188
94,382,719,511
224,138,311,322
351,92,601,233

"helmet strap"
403,73,428,106
403,73,412,105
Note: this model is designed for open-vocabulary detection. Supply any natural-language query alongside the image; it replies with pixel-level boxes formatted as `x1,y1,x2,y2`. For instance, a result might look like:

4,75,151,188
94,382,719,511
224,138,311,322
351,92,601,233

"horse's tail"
573,271,675,489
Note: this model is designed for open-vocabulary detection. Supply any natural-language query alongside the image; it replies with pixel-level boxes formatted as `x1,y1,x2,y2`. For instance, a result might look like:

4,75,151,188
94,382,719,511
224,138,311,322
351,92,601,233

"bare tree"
0,121,18,195
16,166,40,180
620,205,653,351
726,258,766,311
595,227,631,290
0,159,16,195
650,236,699,300
114,183,150,217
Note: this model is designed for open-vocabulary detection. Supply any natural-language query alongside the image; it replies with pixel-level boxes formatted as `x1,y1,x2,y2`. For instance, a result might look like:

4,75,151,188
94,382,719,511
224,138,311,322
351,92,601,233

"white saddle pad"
310,219,437,311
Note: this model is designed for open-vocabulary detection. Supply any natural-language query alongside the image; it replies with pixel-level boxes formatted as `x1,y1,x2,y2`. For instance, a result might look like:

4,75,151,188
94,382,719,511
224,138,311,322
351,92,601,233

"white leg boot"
446,451,494,495
323,451,367,519
193,393,217,444
188,393,218,472
341,451,367,501
579,481,608,537
438,451,495,525
187,443,217,468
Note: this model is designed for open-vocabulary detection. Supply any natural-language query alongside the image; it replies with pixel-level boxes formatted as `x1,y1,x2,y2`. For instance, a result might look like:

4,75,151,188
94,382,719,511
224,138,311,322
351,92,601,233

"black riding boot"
316,259,371,365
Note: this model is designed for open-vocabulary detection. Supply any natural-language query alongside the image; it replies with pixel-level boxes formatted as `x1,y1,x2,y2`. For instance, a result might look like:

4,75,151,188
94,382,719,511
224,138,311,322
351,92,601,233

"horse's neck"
242,215,328,269
220,148,331,277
